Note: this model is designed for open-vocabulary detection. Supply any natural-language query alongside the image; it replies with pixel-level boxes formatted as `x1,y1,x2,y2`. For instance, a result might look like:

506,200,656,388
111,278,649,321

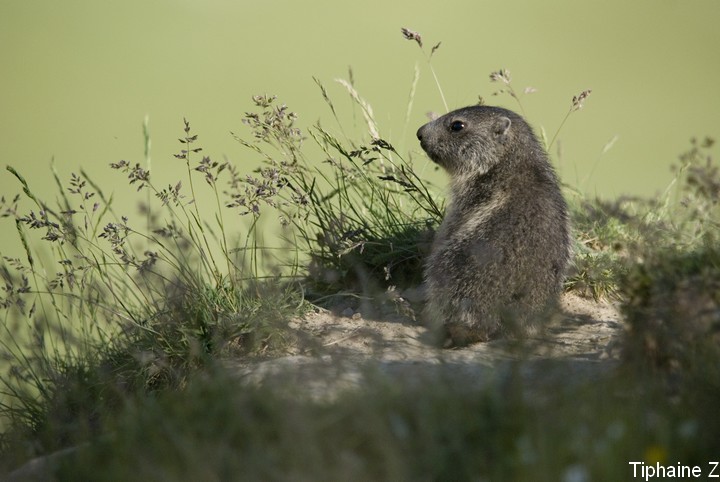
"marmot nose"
416,126,424,141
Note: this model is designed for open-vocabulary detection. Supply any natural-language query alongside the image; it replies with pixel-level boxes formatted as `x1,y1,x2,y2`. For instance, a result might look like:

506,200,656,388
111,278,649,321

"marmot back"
417,105,570,346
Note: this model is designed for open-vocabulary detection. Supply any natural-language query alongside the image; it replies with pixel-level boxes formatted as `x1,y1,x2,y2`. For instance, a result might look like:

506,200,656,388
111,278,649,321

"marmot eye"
450,120,465,132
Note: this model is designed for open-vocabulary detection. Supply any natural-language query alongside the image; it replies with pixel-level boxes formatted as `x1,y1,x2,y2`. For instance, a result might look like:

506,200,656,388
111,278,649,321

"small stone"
341,307,354,317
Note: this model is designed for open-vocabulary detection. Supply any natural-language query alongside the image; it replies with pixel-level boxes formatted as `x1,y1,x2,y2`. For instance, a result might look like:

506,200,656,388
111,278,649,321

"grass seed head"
400,27,423,48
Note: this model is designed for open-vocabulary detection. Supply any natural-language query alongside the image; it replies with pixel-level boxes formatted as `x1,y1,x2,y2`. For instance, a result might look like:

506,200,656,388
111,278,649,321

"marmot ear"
494,116,512,137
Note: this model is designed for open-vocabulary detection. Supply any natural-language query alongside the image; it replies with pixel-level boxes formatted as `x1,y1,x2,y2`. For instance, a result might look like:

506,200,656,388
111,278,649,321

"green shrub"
621,245,720,372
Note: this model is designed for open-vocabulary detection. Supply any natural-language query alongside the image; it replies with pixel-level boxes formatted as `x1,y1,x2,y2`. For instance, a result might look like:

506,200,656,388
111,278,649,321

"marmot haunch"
416,105,570,346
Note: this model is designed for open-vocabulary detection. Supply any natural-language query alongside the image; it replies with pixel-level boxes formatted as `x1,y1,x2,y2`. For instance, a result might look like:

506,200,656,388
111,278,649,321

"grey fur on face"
417,105,570,346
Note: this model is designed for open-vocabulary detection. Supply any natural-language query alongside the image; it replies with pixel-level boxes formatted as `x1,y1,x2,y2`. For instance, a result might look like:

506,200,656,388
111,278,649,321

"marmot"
417,105,570,346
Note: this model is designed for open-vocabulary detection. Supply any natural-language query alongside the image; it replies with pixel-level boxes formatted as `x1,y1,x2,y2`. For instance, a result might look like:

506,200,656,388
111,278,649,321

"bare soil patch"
225,293,624,397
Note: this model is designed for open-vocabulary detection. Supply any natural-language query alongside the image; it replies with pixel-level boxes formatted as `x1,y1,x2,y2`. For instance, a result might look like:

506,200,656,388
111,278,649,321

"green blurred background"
1,0,719,257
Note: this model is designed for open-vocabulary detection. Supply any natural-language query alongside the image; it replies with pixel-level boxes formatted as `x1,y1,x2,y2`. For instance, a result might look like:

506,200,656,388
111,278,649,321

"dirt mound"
224,293,624,398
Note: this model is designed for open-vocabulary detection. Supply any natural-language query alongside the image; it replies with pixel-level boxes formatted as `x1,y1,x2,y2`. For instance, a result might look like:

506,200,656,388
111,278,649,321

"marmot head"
416,106,534,176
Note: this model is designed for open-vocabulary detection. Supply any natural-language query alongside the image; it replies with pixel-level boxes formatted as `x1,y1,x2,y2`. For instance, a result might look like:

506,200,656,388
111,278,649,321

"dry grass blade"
334,78,380,140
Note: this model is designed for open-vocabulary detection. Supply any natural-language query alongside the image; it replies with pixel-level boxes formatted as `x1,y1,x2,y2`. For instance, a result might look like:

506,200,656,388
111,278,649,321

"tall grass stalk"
234,92,444,293
0,116,309,440
401,27,448,112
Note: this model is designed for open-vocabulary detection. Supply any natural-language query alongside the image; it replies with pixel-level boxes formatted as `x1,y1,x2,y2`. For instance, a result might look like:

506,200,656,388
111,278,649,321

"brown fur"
417,106,570,346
